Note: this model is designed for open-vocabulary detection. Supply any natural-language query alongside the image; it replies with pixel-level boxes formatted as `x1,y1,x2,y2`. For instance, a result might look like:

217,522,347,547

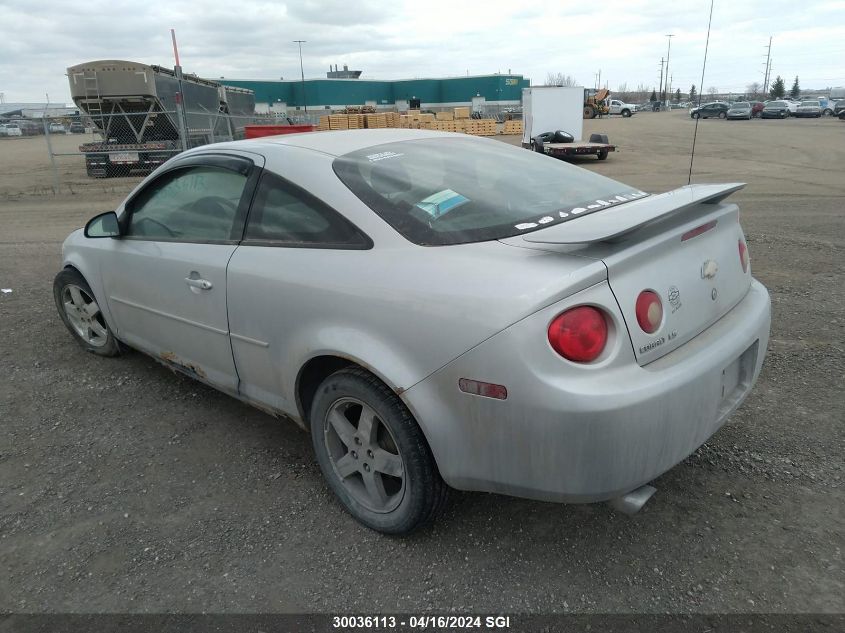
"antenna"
688,0,715,185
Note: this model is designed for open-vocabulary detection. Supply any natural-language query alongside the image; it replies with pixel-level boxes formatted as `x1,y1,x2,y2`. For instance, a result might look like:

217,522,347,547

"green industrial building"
219,73,530,114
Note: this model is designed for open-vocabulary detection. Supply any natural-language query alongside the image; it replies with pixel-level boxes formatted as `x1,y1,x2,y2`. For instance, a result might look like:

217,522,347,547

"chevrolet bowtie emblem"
701,259,719,280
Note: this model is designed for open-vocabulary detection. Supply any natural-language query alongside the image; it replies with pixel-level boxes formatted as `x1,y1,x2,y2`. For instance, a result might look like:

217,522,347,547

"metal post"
171,29,189,151
42,116,61,194
294,40,307,113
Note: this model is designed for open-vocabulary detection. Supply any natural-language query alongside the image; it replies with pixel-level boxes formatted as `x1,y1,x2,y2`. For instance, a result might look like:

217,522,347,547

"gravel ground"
0,111,843,615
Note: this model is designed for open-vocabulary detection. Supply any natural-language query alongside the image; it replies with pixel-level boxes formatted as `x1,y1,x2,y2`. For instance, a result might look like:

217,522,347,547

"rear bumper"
404,280,771,503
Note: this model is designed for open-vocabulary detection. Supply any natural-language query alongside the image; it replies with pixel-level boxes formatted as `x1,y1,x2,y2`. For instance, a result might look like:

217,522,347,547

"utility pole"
763,37,772,93
293,40,307,113
658,58,664,102
663,34,674,105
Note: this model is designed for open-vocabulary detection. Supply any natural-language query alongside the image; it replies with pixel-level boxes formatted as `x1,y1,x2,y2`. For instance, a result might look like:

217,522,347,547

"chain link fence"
0,109,276,198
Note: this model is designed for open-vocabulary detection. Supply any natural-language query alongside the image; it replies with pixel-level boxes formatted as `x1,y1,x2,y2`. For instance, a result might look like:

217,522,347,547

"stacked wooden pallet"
453,106,471,119
328,115,349,130
502,120,523,135
432,120,459,132
465,119,497,136
435,111,454,121
387,112,401,127
364,113,388,128
317,116,330,131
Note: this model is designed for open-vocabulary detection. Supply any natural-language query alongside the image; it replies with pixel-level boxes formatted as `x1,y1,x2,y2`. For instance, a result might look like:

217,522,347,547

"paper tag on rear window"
415,189,469,218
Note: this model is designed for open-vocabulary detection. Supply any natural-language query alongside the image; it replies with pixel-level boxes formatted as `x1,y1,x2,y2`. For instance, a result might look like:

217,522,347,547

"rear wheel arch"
296,354,407,425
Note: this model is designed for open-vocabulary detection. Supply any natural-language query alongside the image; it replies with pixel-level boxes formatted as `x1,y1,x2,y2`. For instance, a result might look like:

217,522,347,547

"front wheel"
718,111,727,119
621,109,631,118
692,112,701,119
597,149,609,160
53,268,122,356
310,367,448,534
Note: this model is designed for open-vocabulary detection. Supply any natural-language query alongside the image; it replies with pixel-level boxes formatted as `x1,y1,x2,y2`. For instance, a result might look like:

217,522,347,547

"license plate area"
111,151,139,164
718,340,758,416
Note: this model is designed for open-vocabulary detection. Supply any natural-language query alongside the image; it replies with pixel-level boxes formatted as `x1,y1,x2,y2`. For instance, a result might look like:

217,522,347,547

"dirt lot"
0,112,842,615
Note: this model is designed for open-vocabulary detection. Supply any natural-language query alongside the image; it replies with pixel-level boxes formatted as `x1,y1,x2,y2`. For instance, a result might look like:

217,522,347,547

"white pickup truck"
607,99,638,117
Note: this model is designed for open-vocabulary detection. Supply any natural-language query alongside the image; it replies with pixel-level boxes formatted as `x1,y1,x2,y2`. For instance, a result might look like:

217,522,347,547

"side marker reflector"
458,378,508,400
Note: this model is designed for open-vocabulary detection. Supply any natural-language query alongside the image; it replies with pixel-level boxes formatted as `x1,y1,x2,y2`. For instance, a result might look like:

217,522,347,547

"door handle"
185,277,213,290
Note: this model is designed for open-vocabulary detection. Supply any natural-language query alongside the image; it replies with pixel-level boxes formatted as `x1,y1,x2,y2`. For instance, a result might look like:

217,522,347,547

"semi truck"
67,60,255,177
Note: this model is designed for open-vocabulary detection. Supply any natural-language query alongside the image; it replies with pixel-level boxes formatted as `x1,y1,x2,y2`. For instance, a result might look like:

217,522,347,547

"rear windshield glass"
732,102,750,108
332,137,646,246
767,102,786,107
801,101,818,106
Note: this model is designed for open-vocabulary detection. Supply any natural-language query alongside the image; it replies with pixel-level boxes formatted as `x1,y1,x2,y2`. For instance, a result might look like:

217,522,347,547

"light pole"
293,40,307,113
663,34,674,105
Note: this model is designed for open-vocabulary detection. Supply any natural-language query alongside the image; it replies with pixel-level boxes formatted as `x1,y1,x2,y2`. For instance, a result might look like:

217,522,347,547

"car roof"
205,129,463,158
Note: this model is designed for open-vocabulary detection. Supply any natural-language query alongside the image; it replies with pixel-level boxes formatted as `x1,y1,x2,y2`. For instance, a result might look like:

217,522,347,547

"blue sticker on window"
415,189,470,218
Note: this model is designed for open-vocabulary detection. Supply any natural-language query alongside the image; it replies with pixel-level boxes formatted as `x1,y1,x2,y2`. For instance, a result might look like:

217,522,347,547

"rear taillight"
635,290,663,333
738,238,749,273
548,306,608,362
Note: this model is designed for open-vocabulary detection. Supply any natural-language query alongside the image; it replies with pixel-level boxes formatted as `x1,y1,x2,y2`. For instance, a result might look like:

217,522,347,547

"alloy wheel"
324,397,405,513
62,284,108,347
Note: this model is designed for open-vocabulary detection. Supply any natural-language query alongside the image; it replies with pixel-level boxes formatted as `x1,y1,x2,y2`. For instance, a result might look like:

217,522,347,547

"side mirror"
84,211,121,238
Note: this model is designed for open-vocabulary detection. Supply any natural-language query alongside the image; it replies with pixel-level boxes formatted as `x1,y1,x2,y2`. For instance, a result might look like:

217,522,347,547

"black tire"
53,268,122,357
621,109,631,117
310,367,448,534
597,149,609,160
692,112,700,119
718,111,727,119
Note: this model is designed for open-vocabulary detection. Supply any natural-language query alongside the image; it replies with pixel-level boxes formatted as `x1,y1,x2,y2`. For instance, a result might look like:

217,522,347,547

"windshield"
333,138,646,246
766,102,786,108
731,102,750,108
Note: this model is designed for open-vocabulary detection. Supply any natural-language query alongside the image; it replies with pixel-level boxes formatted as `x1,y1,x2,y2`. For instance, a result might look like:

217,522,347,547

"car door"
99,153,262,393
226,168,372,415
609,100,621,114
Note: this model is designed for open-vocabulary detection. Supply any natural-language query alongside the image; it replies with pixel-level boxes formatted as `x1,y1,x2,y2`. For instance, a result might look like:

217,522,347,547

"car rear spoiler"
521,183,745,244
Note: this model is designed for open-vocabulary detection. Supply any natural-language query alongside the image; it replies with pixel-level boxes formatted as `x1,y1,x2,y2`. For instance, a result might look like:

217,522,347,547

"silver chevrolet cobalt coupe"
55,130,771,533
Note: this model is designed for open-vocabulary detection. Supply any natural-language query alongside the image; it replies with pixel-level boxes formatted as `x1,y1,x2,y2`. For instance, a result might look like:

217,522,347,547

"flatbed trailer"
543,141,616,161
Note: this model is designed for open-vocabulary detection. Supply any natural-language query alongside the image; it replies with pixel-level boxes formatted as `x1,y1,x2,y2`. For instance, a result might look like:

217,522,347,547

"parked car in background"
727,102,753,120
607,99,638,117
761,101,791,119
817,98,835,116
49,122,66,133
782,100,800,114
69,122,86,134
751,102,765,117
794,101,822,118
832,100,845,116
52,130,771,534
690,102,729,119
0,123,23,137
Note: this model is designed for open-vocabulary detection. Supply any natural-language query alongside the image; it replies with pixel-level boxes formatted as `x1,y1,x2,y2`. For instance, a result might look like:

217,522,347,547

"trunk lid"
505,184,752,364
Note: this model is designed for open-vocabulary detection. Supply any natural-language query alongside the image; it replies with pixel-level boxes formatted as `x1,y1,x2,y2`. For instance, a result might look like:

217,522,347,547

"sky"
1,0,844,104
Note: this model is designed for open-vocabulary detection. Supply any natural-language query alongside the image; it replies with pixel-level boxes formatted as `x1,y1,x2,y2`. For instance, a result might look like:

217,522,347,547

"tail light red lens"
548,306,608,362
635,290,663,333
738,238,749,273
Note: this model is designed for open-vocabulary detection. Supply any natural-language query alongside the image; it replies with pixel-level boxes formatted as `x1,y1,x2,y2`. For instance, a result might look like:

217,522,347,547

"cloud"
1,0,843,104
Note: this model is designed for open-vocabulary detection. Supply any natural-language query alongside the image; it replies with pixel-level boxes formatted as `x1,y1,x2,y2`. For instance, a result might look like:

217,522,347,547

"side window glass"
245,172,365,247
127,166,247,241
